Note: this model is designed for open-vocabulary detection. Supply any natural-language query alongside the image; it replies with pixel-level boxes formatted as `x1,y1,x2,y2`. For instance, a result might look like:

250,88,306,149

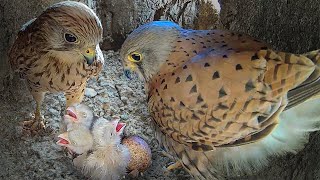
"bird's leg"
166,161,182,171
22,91,46,134
159,150,182,173
62,85,86,131
164,161,182,175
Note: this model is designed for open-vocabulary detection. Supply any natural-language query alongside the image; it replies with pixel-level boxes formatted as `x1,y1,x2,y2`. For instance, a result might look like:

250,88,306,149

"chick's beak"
111,117,126,134
65,106,78,123
57,133,70,146
83,47,96,65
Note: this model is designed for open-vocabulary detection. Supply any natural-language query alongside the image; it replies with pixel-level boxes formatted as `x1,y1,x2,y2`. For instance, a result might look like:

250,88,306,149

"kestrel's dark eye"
64,33,77,43
132,54,141,61
128,52,142,62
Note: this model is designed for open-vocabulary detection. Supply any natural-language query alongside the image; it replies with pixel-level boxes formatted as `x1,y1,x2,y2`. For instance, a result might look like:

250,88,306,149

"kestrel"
120,21,320,179
8,1,104,134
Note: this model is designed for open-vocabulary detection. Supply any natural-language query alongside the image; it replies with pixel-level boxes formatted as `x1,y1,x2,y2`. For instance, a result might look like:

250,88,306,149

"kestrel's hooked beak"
82,47,96,65
123,61,137,80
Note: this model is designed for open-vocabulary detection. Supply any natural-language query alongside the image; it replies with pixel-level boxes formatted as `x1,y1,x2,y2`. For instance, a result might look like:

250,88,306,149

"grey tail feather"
286,77,320,110
286,50,320,110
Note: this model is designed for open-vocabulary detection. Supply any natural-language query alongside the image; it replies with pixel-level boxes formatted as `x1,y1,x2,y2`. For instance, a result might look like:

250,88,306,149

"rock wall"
219,0,320,53
96,0,218,50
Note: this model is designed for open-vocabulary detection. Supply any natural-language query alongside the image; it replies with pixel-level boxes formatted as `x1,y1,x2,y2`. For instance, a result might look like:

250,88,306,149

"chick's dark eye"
131,54,141,61
64,33,77,43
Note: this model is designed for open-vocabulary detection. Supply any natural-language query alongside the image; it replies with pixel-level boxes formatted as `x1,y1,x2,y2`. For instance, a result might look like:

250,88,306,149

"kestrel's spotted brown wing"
147,29,315,150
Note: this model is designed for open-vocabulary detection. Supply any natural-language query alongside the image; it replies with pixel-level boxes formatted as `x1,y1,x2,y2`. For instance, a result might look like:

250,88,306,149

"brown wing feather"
286,50,320,109
8,18,36,72
148,29,316,150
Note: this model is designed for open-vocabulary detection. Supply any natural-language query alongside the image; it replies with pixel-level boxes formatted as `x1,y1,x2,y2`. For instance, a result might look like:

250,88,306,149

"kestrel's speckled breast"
24,56,102,93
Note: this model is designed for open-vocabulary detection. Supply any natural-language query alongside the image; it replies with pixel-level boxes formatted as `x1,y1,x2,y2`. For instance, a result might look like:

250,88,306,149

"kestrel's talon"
20,116,46,136
164,161,182,175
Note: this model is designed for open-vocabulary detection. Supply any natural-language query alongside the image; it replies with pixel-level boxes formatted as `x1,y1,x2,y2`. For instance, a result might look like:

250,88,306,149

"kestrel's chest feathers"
23,55,102,93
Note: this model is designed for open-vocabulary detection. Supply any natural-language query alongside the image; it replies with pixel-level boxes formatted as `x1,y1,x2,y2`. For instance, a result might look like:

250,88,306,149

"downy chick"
60,103,94,132
75,117,130,180
56,125,94,155
58,103,95,157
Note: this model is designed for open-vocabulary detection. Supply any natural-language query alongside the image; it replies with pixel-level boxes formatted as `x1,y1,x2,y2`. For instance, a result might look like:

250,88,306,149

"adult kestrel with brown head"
8,1,104,134
121,21,320,179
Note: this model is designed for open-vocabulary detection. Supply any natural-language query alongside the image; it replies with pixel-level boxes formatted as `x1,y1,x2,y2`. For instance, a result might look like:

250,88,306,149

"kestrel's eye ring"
128,52,142,62
64,33,78,43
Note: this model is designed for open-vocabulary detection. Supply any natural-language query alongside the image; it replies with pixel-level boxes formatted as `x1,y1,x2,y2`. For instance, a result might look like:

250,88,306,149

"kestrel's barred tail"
286,50,320,109
304,50,320,72
262,50,315,95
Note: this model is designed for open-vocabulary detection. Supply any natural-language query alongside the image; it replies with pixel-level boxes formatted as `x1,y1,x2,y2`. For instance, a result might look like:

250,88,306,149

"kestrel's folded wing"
148,47,315,150
8,18,36,72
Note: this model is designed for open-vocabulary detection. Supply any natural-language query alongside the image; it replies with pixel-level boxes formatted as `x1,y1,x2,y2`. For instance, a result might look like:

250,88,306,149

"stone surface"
219,0,320,53
96,0,219,50
85,88,98,98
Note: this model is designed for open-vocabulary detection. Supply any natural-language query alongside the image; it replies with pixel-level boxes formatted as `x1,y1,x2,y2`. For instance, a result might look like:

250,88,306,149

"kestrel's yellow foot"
20,116,45,136
164,161,182,175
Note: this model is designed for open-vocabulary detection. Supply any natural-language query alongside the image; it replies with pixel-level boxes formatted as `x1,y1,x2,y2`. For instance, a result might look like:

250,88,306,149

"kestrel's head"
30,1,103,65
120,21,181,82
